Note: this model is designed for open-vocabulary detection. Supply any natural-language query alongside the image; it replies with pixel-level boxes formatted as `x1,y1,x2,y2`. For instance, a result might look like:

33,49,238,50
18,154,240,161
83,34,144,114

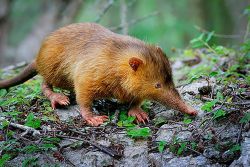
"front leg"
79,105,108,126
128,105,149,124
75,79,108,126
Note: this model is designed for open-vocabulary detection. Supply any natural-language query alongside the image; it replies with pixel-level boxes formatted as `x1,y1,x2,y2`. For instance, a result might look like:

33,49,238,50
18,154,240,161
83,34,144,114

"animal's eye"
155,83,162,89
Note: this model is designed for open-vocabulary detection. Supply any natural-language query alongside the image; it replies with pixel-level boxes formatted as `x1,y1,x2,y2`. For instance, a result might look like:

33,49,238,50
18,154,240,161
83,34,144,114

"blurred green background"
0,0,249,68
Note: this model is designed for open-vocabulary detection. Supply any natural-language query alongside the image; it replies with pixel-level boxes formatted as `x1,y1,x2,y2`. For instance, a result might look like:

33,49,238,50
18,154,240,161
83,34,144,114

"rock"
153,109,175,121
59,138,77,148
6,153,70,167
164,156,192,167
55,105,80,122
172,61,184,70
219,124,239,142
63,148,88,166
148,150,174,167
97,139,111,147
79,151,113,167
230,134,250,167
203,148,220,159
116,145,149,167
180,80,215,95
156,124,192,143
221,150,235,162
107,132,134,146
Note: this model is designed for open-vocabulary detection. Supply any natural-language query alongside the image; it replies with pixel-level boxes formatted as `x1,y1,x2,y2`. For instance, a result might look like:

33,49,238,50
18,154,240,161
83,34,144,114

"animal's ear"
129,57,143,71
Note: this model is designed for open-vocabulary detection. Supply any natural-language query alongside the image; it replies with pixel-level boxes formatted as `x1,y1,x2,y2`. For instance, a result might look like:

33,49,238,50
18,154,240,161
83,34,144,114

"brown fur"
0,23,197,125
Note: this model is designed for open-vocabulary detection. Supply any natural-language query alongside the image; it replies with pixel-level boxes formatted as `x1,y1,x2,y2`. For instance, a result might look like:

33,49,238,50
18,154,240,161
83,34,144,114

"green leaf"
158,141,167,153
40,143,56,151
213,109,226,119
201,100,217,112
42,137,61,145
141,100,152,112
22,157,38,167
0,89,7,97
177,142,187,155
190,33,205,48
119,110,128,121
24,113,41,129
205,31,214,42
183,118,192,124
229,144,241,153
209,71,218,77
21,145,40,154
0,120,9,129
216,92,224,101
240,112,250,123
127,127,151,138
0,154,11,167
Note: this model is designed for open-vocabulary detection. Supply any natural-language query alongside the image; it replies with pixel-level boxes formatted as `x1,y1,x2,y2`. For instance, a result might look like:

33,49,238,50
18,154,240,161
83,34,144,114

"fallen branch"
8,122,41,137
53,134,123,159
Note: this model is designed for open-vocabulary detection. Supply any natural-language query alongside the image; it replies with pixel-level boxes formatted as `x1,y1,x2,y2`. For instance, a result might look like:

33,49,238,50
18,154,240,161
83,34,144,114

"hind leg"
41,81,70,109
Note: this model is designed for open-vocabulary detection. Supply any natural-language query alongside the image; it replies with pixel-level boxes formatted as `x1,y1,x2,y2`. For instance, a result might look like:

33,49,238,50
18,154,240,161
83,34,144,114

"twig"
110,11,159,31
195,26,242,39
236,123,243,144
8,122,40,137
53,134,122,159
95,0,114,23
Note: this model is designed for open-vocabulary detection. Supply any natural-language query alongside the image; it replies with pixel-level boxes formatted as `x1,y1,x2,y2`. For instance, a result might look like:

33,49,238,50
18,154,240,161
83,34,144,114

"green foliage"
229,144,241,153
141,100,152,112
21,145,40,154
190,31,214,49
22,157,38,167
213,109,226,119
201,100,218,112
127,127,151,138
0,154,11,167
0,120,9,129
157,141,167,153
117,110,136,128
153,117,167,126
240,112,250,124
24,113,41,129
42,137,61,145
177,142,187,155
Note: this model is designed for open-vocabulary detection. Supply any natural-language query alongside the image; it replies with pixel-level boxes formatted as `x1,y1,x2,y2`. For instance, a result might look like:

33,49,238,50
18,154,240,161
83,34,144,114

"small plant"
24,113,41,129
240,112,250,124
0,154,11,167
157,141,167,153
127,127,151,138
22,157,38,167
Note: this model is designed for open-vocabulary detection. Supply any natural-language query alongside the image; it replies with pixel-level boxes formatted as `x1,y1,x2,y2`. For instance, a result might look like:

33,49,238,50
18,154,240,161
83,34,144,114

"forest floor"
0,46,249,167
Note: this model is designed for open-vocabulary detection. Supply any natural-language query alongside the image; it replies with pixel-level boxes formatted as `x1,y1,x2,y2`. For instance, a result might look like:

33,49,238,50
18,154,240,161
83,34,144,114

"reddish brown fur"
0,23,197,126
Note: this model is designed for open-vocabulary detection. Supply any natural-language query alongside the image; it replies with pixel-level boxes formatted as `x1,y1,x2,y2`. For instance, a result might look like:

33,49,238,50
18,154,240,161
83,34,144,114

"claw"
49,93,70,109
84,115,108,126
128,108,149,124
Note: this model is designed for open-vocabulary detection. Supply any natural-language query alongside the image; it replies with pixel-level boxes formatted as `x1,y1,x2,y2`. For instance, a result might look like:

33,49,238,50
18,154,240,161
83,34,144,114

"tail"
0,61,38,89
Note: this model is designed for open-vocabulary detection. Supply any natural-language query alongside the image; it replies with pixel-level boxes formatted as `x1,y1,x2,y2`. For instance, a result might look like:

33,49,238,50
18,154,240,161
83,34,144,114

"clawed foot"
50,93,70,110
84,115,109,126
128,108,149,124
